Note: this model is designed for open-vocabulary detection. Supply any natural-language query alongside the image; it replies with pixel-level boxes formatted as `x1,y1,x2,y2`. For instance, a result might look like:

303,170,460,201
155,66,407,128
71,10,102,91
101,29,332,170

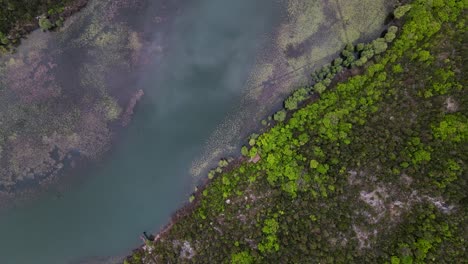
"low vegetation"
127,0,466,263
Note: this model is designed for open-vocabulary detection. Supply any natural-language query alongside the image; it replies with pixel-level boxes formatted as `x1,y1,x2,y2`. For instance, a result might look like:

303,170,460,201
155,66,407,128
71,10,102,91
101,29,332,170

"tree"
385,32,396,43
372,38,388,54
388,26,399,34
39,17,53,31
360,44,375,59
333,58,343,66
241,146,249,156
356,43,365,52
314,82,327,94
231,251,254,264
344,42,354,52
284,88,309,110
394,4,412,19
274,110,287,122
0,32,8,45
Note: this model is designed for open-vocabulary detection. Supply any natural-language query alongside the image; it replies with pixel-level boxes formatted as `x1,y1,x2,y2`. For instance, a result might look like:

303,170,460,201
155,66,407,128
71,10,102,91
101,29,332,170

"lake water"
0,0,282,263
0,0,395,262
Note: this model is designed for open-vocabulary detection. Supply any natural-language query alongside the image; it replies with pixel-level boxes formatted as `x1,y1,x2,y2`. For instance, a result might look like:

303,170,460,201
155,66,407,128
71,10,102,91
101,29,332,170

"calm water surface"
0,0,282,263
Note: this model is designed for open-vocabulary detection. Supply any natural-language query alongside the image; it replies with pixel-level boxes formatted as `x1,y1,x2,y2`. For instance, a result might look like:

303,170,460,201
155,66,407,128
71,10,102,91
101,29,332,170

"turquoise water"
0,0,282,263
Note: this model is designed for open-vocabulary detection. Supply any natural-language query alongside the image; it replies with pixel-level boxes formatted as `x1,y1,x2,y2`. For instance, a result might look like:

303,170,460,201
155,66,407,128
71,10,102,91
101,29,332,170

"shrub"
313,82,327,94
231,251,254,264
360,44,375,59
273,110,287,122
218,159,229,168
356,43,365,52
384,32,396,43
0,32,8,45
39,17,53,31
241,146,249,156
285,88,309,110
388,26,399,34
372,38,388,54
333,58,343,66
344,43,354,52
394,4,412,19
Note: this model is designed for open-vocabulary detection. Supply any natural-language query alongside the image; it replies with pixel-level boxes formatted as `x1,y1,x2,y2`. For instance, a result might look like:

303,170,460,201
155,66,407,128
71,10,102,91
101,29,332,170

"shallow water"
0,0,282,263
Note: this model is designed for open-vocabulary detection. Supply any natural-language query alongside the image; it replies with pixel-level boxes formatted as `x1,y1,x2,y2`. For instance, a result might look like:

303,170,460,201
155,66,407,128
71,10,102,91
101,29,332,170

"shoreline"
126,0,467,261
127,5,400,259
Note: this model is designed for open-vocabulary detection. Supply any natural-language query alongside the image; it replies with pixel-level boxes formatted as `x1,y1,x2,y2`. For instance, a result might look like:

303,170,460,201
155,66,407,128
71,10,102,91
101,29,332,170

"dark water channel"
0,0,282,263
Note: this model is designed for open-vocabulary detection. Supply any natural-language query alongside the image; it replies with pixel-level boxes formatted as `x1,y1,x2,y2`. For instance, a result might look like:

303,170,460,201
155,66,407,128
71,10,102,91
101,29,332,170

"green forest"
127,0,467,263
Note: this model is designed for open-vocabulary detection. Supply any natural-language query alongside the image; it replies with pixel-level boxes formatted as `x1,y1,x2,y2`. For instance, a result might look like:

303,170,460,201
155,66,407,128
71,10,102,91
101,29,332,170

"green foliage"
394,4,412,19
417,50,432,62
0,32,9,45
432,114,467,143
258,218,280,253
385,32,396,43
231,251,254,264
208,170,216,179
218,159,229,168
372,38,388,54
392,64,404,74
284,87,309,110
241,146,249,156
313,82,327,94
333,57,343,66
388,26,399,34
273,110,286,122
38,17,53,30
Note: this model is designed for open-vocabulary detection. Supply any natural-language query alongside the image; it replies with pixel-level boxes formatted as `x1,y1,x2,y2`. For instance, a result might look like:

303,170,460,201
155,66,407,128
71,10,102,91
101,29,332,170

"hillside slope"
127,1,466,263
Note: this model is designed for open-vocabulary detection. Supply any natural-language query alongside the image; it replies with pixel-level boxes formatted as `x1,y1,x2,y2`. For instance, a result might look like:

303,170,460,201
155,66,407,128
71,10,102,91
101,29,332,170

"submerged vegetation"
0,0,149,191
128,1,466,263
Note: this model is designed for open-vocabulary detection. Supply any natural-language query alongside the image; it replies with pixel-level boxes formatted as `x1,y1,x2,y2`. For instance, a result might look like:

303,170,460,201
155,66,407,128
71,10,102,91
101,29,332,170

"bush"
241,146,249,157
273,110,287,122
0,32,9,45
354,57,368,67
344,43,354,52
394,4,412,19
218,159,229,168
333,58,343,66
372,38,388,54
356,43,365,52
385,32,396,43
388,26,399,34
284,88,309,110
313,82,327,94
39,17,53,31
231,251,254,264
